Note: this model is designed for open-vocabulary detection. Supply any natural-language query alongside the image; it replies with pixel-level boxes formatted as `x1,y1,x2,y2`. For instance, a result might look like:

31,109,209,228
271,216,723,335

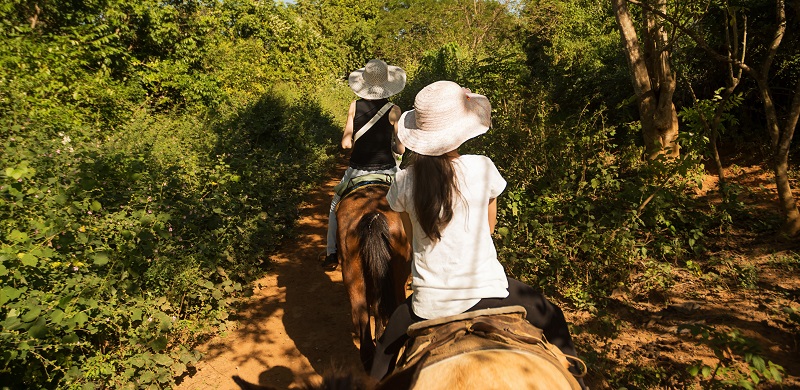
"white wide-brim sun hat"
348,59,407,100
398,81,492,156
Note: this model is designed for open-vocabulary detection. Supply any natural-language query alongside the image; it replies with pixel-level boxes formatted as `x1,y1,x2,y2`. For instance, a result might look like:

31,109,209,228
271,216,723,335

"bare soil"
176,160,800,390
577,160,800,389
175,170,362,390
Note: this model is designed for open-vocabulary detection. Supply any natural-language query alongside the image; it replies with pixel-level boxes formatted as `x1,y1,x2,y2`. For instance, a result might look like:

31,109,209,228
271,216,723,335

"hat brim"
397,93,491,156
349,65,407,100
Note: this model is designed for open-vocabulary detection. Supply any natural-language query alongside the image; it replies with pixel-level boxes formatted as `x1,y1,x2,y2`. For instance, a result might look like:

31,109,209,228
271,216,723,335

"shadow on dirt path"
177,162,362,390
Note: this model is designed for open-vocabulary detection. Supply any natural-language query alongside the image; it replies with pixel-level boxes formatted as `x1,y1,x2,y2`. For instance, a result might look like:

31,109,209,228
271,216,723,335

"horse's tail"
357,211,394,320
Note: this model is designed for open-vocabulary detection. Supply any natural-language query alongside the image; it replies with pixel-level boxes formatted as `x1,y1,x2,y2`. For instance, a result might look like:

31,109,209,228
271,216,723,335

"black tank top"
349,98,396,171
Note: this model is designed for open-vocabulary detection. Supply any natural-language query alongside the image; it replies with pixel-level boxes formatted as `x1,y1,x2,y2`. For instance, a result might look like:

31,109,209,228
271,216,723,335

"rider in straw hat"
370,81,586,388
322,59,407,270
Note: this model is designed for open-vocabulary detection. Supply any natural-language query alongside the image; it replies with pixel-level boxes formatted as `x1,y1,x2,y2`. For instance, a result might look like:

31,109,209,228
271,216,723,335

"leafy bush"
0,2,342,387
490,106,719,306
400,41,721,309
680,324,785,389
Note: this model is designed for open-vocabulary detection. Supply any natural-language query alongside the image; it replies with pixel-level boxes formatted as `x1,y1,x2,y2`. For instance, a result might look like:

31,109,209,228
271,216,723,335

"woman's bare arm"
389,105,405,154
341,101,357,149
488,198,498,233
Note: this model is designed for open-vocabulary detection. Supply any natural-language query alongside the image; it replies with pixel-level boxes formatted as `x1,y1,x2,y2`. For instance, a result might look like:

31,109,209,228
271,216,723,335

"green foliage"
294,0,382,72
2,0,796,387
0,0,341,387
609,364,674,390
521,0,631,119
678,90,743,142
395,29,721,309
376,0,518,67
678,87,745,205
680,324,785,389
490,105,719,305
710,257,759,290
767,250,800,271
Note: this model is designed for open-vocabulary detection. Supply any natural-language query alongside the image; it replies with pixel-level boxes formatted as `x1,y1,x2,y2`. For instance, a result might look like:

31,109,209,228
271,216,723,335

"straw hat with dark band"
348,59,407,100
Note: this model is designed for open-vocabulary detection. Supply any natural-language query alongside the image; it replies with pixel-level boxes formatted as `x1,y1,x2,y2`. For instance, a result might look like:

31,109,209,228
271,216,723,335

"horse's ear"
232,375,277,390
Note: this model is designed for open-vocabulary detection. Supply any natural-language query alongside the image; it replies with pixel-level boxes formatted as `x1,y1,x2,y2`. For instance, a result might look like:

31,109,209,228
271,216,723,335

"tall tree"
612,0,680,160
629,0,800,235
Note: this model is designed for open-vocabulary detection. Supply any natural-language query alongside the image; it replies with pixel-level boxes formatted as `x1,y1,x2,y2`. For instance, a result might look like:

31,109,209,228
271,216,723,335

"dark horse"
335,183,411,371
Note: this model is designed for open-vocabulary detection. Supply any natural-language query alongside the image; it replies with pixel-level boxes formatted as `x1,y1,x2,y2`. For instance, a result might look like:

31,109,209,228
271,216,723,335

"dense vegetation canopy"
1,0,798,388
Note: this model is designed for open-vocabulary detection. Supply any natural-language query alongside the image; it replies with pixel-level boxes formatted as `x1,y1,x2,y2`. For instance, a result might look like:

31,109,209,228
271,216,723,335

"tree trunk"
709,130,725,187
774,152,800,236
774,79,800,235
612,0,679,160
752,71,800,236
627,0,799,236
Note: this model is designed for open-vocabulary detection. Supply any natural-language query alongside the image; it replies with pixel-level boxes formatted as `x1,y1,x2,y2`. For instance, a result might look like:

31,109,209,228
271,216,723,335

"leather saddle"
334,173,394,199
378,306,586,389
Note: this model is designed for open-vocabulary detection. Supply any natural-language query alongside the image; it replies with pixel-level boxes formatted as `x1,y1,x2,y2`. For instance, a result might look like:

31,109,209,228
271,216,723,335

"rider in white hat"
322,59,407,270
370,81,586,389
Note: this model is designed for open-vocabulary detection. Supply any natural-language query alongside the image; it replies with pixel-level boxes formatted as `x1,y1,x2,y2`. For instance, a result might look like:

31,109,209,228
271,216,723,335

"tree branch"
29,4,41,29
612,0,653,98
626,0,755,76
779,79,800,156
761,0,787,80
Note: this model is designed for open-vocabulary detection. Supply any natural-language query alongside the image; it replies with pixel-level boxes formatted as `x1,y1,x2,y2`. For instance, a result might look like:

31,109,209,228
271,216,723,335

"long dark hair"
407,152,461,241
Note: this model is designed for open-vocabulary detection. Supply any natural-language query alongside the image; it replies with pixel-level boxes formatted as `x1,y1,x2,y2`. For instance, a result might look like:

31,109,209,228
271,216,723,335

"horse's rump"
379,306,585,390
336,184,411,370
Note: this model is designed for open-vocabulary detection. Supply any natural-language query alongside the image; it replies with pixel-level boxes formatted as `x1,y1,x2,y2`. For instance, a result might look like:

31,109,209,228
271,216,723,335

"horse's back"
413,350,575,390
337,185,392,212
337,184,409,284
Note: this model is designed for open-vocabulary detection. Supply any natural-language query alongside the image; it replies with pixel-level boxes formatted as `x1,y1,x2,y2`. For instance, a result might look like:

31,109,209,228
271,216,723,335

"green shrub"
0,2,342,386
680,324,785,389
400,41,720,308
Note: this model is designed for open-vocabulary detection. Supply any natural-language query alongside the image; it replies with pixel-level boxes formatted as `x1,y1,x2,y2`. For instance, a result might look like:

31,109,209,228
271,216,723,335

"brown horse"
335,183,411,371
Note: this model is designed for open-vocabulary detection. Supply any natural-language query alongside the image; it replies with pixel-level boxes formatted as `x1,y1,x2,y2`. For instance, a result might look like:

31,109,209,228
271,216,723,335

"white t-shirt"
386,155,509,319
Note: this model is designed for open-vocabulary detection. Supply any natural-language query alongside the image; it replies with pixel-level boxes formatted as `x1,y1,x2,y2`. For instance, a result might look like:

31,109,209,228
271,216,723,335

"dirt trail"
175,160,800,389
176,170,362,390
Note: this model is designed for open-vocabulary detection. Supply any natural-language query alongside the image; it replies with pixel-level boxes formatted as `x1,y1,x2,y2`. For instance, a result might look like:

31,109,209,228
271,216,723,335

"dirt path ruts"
176,167,361,389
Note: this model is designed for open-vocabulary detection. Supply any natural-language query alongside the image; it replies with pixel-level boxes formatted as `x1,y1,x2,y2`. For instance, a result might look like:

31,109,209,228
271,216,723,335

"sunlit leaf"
0,286,22,305
19,253,37,267
153,353,172,366
92,252,110,265
7,230,28,242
